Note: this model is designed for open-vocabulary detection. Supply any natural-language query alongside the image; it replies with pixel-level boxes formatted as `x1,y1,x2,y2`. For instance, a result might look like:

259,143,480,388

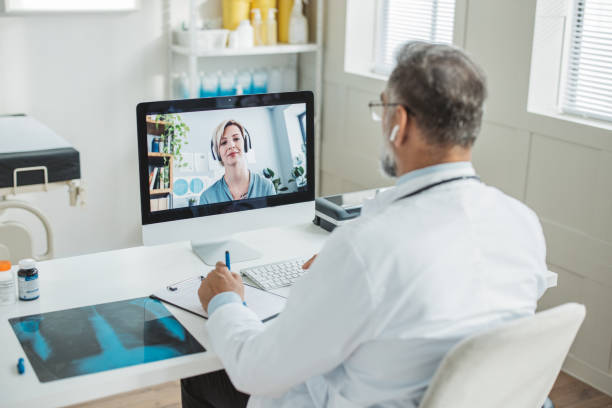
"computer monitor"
137,92,315,265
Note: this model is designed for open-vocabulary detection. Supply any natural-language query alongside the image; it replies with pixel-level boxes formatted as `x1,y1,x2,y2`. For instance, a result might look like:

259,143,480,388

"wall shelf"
167,0,324,195
171,43,319,58
147,149,173,209
147,152,173,158
146,119,170,136
150,188,172,195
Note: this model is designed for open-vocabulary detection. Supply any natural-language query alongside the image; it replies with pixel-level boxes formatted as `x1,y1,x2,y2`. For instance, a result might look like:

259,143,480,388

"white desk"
0,222,558,407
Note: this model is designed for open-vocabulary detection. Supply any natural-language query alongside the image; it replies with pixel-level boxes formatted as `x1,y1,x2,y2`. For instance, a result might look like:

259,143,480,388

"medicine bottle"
0,260,16,306
17,259,39,301
251,9,264,46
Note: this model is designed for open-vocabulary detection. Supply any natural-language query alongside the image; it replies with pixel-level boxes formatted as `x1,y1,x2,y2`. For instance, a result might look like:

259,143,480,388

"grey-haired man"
183,41,549,408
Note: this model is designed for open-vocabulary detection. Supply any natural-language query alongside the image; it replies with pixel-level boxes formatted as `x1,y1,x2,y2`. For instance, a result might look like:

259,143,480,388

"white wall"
0,1,167,257
0,0,308,258
321,0,612,395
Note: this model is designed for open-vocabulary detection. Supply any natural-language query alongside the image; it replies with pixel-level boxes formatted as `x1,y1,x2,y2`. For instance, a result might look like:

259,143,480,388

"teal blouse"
199,170,276,205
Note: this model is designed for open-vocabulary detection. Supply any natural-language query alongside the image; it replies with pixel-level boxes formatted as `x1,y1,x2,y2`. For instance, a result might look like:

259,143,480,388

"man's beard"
379,139,397,177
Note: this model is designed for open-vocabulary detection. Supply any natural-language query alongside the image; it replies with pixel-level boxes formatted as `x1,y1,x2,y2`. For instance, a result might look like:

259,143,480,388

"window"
2,0,139,13
298,112,307,145
374,0,457,75
562,0,612,123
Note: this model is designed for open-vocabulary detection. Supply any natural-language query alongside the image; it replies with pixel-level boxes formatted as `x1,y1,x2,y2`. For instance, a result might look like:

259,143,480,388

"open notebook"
150,275,287,322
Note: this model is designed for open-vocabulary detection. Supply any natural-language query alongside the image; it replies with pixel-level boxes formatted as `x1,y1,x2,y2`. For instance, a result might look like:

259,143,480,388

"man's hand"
198,262,245,313
302,254,317,270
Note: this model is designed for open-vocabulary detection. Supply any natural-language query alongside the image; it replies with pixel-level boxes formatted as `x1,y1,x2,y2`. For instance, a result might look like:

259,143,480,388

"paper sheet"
194,152,208,172
151,275,286,322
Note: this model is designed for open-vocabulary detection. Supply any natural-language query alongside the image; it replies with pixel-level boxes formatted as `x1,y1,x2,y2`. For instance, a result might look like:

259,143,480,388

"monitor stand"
191,239,262,266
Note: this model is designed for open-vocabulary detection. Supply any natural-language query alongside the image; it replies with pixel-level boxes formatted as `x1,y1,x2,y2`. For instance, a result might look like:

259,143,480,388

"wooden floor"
68,371,612,408
549,372,612,408
67,381,181,408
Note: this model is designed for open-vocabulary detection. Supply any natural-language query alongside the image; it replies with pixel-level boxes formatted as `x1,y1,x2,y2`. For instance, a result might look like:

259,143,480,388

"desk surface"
1,223,329,408
0,222,558,407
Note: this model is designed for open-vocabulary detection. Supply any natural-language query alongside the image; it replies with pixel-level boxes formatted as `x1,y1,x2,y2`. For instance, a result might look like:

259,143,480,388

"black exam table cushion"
0,147,81,188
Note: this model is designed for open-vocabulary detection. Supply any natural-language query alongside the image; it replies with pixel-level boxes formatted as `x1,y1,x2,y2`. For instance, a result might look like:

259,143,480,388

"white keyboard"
241,257,309,290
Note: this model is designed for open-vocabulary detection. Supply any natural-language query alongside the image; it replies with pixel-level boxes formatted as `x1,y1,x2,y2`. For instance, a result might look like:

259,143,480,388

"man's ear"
392,105,409,147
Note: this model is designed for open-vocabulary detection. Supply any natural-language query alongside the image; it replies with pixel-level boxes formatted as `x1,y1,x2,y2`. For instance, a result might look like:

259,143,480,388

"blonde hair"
211,119,248,165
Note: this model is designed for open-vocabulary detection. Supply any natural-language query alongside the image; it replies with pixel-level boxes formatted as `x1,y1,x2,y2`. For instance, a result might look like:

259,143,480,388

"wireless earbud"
389,125,399,142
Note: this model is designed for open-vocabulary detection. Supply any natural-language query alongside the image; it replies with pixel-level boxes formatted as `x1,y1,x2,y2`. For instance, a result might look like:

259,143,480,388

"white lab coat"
207,163,548,407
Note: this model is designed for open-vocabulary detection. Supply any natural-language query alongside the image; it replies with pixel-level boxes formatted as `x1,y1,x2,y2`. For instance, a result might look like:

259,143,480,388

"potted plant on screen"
288,156,307,192
263,168,288,193
154,113,190,169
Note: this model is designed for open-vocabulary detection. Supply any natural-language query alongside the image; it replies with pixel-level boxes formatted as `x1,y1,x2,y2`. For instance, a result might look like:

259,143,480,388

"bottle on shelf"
180,72,190,99
266,8,278,46
236,19,254,48
289,0,308,44
202,71,220,97
252,69,269,93
171,73,191,99
252,0,277,43
278,0,293,43
251,9,264,46
152,137,160,153
222,0,251,30
237,70,253,94
219,70,237,96
228,30,239,48
199,71,206,97
252,0,277,21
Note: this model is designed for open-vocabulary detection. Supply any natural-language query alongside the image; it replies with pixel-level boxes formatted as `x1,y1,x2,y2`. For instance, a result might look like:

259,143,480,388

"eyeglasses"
368,101,411,122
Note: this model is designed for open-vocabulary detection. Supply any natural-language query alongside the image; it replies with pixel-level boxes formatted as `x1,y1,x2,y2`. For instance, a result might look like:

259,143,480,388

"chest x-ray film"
9,297,204,382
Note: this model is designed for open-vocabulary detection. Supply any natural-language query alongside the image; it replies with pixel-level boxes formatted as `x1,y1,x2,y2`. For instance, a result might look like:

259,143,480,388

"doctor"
184,41,549,407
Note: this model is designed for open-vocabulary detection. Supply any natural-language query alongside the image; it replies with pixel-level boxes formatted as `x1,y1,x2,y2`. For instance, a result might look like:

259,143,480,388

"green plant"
155,113,190,169
160,167,169,189
288,165,306,187
262,168,288,193
288,156,306,187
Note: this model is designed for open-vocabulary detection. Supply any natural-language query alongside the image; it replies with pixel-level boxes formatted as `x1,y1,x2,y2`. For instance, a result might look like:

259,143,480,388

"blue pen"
224,250,247,307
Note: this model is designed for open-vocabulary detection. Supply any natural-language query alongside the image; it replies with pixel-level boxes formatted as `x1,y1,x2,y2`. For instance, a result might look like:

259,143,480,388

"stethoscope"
394,175,481,202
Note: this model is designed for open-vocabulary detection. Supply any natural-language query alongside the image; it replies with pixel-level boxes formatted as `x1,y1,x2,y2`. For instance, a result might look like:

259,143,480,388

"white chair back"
0,200,54,262
419,303,586,408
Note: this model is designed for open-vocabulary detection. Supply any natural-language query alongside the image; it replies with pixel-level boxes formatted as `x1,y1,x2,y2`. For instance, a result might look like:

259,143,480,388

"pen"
224,250,245,306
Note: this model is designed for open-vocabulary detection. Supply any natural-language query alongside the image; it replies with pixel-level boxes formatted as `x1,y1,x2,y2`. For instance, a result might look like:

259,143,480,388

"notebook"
150,275,286,322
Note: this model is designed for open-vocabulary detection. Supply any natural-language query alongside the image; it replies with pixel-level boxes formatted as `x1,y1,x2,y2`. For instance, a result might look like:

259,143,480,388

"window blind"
563,0,612,122
374,0,456,75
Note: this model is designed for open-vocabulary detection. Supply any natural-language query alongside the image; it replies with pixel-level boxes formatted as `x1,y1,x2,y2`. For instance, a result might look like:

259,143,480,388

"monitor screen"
137,92,314,226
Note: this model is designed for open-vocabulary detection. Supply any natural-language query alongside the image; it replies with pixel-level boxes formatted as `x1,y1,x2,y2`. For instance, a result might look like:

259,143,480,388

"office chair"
418,303,586,408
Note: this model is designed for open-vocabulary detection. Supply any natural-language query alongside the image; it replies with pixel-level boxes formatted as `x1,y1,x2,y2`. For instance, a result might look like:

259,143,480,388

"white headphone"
389,125,399,142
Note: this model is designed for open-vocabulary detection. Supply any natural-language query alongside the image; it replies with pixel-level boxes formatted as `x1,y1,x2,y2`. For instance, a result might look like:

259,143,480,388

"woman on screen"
200,119,276,205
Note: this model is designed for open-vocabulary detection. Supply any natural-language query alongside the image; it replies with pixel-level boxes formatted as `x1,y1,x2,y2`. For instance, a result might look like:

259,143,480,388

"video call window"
146,103,307,212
